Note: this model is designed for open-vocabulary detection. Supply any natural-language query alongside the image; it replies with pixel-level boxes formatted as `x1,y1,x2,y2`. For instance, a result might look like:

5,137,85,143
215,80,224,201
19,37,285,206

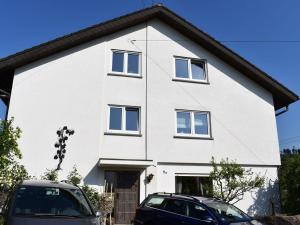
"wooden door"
105,171,140,224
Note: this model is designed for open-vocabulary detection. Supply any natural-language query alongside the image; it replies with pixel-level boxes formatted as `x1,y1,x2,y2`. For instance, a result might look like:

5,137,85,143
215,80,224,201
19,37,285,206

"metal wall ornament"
54,126,75,171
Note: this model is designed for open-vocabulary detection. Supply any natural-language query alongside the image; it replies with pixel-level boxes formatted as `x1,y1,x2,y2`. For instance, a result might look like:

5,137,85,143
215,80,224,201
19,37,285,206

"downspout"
144,20,149,198
275,106,289,117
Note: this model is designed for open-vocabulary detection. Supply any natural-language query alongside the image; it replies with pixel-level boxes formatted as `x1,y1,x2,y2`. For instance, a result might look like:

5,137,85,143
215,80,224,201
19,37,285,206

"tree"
279,148,300,215
0,118,28,208
209,157,264,204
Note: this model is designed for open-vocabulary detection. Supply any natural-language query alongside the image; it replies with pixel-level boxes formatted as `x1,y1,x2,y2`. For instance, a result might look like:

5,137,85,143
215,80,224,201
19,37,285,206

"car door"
183,202,217,225
159,198,188,225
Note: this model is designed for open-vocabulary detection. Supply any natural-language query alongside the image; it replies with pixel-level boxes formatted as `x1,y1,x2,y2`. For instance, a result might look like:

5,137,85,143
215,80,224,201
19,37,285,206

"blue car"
134,193,265,225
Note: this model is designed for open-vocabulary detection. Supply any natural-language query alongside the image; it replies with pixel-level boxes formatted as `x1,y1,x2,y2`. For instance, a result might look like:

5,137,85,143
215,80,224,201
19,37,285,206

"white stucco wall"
154,163,279,216
8,19,281,215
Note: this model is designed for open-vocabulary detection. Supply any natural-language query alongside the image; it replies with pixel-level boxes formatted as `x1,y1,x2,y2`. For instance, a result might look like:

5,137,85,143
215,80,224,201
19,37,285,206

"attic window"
111,50,141,76
174,57,208,83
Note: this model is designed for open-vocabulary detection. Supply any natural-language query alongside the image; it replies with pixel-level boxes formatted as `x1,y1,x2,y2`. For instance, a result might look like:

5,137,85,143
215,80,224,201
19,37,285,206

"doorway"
105,170,140,224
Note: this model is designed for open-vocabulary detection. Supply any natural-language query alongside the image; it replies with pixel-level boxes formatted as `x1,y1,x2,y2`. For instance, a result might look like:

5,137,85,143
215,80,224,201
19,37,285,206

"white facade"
8,19,280,216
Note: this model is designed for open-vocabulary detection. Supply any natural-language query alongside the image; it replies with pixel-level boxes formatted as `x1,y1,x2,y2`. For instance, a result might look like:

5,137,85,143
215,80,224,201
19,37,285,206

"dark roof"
0,4,298,109
22,180,78,189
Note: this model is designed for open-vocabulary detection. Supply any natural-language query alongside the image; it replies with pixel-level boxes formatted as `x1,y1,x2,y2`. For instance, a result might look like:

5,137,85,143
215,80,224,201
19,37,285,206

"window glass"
175,176,212,197
175,58,189,78
194,112,209,135
164,199,187,216
145,196,167,209
127,53,139,74
205,201,250,222
177,111,191,134
187,203,212,221
112,52,124,72
109,107,122,130
126,108,139,131
12,186,92,217
191,61,205,80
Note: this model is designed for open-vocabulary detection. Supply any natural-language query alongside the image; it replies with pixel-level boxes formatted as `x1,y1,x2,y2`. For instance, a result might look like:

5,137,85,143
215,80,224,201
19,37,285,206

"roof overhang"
98,158,154,168
0,4,298,110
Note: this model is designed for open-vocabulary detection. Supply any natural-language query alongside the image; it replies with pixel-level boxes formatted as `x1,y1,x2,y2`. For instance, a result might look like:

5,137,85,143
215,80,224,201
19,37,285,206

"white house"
0,5,298,224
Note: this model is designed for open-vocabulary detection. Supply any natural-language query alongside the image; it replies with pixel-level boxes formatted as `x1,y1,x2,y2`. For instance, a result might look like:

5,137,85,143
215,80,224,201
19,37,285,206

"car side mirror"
95,211,101,217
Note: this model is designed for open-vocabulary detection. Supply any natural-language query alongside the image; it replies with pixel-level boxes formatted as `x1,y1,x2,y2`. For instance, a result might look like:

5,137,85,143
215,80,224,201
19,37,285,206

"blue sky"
0,0,299,149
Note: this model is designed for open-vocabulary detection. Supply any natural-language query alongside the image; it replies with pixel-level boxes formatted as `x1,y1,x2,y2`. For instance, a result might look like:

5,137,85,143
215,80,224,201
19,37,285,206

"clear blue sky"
0,0,299,150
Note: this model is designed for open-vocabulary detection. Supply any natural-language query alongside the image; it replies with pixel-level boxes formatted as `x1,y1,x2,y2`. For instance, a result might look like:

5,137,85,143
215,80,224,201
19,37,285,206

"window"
111,50,140,76
175,176,212,197
144,196,168,209
164,199,187,216
174,57,207,82
176,110,211,137
108,106,140,133
187,202,213,221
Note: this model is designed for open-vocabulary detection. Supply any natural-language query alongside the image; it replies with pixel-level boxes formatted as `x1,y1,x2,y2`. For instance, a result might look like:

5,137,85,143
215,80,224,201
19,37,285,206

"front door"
105,171,140,224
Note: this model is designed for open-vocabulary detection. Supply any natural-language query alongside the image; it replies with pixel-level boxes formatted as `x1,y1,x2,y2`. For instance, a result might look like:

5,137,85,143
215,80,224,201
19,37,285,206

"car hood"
7,216,99,225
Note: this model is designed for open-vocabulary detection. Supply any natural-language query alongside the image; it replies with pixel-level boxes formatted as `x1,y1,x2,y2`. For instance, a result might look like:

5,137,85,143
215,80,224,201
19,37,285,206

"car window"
145,196,167,209
164,199,187,216
12,186,93,217
205,201,250,222
187,202,212,220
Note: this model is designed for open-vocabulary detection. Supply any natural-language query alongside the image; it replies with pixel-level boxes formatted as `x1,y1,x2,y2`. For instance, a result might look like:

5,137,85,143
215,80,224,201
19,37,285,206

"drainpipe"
275,106,289,117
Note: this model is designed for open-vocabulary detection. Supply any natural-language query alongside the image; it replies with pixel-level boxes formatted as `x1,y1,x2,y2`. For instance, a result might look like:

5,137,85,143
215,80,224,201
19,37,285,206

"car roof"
150,193,222,204
21,180,78,189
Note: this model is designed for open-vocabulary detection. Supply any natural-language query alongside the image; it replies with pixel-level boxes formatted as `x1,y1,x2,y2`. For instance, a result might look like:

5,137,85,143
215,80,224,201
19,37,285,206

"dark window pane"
194,112,209,135
128,54,139,74
175,58,189,78
164,199,187,216
177,111,191,134
187,202,212,221
191,61,205,80
112,52,124,72
175,176,212,197
126,108,139,131
12,186,92,217
109,107,122,130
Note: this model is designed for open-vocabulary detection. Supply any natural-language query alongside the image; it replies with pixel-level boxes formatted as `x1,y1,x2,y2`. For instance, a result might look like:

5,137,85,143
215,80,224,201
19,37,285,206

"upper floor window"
176,110,211,138
174,57,208,82
108,105,140,134
111,50,141,76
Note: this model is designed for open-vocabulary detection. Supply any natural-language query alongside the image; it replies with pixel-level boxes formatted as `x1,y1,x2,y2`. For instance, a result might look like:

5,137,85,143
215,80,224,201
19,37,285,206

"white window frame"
107,105,141,134
175,110,211,138
173,56,208,83
110,50,141,77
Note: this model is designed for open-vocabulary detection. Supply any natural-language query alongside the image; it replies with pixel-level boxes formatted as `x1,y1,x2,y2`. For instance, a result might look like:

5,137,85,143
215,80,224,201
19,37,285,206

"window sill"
104,132,142,137
173,135,214,140
108,72,142,78
172,78,209,84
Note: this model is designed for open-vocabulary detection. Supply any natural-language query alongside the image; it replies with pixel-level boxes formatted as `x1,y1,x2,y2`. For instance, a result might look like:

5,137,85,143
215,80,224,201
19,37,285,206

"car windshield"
12,185,93,218
205,201,250,222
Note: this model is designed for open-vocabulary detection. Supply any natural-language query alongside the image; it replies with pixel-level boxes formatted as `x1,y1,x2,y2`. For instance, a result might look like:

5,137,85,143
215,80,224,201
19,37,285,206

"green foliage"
67,165,82,186
279,150,300,215
41,169,58,181
66,166,99,210
209,157,265,204
0,118,28,191
81,185,100,209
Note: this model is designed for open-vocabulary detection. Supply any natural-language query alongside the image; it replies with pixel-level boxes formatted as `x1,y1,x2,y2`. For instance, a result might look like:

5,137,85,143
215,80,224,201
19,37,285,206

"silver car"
0,180,100,225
